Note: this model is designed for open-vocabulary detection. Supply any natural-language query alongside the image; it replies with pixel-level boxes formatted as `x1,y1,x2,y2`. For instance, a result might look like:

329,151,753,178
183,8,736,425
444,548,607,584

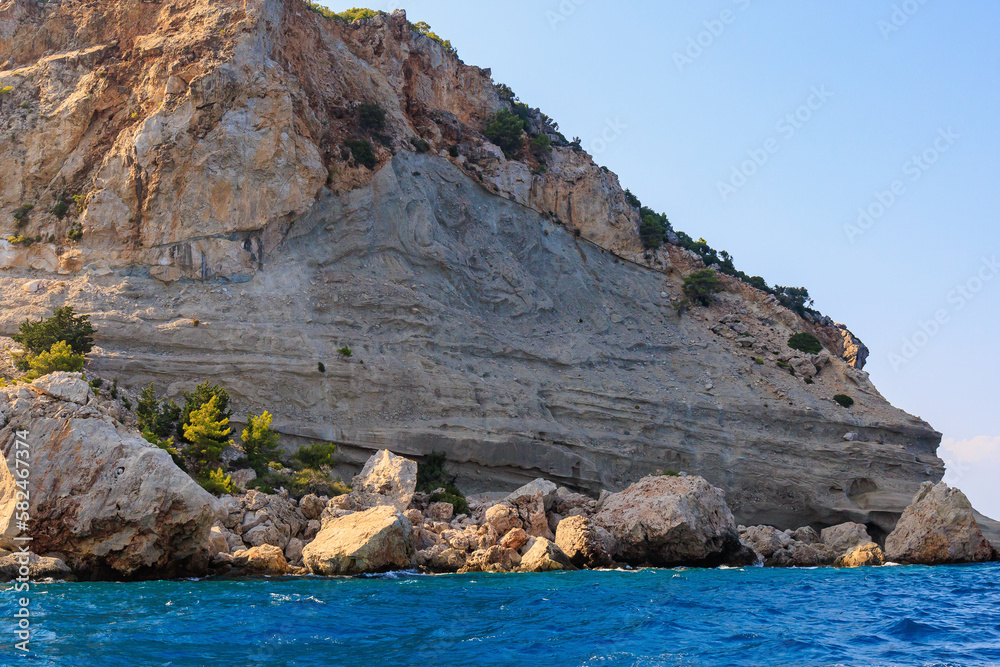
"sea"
4,564,999,666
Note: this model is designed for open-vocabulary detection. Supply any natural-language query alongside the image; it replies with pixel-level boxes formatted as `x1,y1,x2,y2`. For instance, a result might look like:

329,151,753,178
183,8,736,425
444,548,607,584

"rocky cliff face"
0,0,945,538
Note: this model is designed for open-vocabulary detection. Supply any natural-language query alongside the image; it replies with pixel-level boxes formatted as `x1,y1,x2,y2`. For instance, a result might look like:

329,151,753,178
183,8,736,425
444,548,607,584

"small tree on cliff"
682,269,723,306
182,395,232,469
178,382,232,442
241,411,281,475
13,306,95,370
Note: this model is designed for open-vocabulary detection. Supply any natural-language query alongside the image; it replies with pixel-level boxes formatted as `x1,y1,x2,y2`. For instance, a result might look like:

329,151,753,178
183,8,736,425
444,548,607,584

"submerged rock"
595,476,753,568
302,506,415,576
885,483,998,565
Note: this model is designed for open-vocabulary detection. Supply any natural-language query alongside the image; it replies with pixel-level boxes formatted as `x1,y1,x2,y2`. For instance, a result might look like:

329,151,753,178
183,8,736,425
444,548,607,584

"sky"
322,1,1000,518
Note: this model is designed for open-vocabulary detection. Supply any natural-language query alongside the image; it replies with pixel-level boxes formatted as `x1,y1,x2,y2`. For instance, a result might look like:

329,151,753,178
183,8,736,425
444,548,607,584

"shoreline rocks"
885,482,999,565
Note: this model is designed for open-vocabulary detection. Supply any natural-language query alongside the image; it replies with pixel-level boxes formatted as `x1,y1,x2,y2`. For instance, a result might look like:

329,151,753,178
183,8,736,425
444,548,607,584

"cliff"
0,0,944,538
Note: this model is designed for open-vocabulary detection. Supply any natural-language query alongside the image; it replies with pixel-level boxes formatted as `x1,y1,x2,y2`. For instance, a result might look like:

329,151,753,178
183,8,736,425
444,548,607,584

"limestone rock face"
0,0,948,536
595,476,751,567
0,376,220,577
834,543,885,568
519,537,576,573
555,516,613,569
302,506,415,576
350,450,417,512
885,483,998,565
507,479,558,510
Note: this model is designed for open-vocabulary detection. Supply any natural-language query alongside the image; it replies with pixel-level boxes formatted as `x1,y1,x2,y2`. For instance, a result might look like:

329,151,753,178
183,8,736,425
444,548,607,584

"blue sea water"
4,564,1000,666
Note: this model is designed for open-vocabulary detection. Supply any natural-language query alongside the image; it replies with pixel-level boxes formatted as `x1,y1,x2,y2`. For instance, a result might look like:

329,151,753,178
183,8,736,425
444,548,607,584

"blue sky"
322,1,1000,517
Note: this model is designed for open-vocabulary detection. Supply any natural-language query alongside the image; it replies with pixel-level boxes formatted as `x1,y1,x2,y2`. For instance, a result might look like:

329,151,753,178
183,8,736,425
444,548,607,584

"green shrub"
288,468,350,499
834,394,855,409
7,235,28,246
411,21,456,55
494,83,516,104
411,137,430,153
199,467,237,496
181,395,232,468
682,269,723,306
143,428,185,468
303,3,382,22
624,189,641,209
242,411,281,475
13,204,32,226
788,332,823,355
416,452,469,513
0,86,12,95
358,102,386,133
178,382,231,442
530,134,552,159
639,213,666,250
23,341,86,380
448,145,460,158
317,361,326,373
53,196,69,219
13,307,95,370
753,357,765,365
67,225,83,241
136,383,182,440
292,442,338,469
429,486,469,515
484,108,525,157
655,470,681,477
345,139,377,170
338,345,352,358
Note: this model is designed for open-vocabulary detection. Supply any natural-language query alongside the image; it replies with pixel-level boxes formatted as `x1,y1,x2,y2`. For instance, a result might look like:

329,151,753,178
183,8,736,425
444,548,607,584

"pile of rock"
2,379,996,581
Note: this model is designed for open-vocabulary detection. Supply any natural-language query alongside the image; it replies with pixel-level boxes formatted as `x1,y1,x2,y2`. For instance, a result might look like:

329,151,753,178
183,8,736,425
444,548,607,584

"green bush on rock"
788,332,823,355
834,394,855,409
682,269,723,306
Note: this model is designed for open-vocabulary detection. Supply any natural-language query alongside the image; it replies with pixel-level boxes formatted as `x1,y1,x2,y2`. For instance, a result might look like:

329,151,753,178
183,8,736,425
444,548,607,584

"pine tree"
241,411,280,473
182,395,231,469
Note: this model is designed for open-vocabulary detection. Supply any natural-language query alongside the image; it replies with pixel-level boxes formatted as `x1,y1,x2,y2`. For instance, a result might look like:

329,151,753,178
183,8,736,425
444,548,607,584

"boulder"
459,545,520,574
351,450,417,511
555,516,613,569
789,526,821,544
834,543,885,568
885,482,998,565
0,552,73,581
302,506,415,575
0,377,220,577
208,526,229,556
595,476,752,568
739,525,826,567
482,503,522,536
506,479,558,510
427,502,454,522
416,544,467,572
519,538,576,573
499,527,529,552
511,491,553,540
27,372,91,405
284,538,304,564
821,522,873,557
299,494,326,520
233,544,290,575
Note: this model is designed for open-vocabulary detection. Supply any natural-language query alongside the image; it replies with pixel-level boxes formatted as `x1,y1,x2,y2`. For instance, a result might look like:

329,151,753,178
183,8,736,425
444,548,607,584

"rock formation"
302,505,415,576
0,373,220,578
594,475,753,568
0,0,961,539
885,482,998,565
834,543,885,568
